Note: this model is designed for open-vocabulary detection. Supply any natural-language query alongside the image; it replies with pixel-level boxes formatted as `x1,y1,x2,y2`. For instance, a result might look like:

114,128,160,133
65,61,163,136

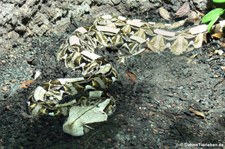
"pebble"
7,31,19,40
2,86,9,92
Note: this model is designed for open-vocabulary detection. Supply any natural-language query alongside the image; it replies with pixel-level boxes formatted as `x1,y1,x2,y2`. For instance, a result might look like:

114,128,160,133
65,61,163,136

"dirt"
0,0,207,54
1,35,225,148
1,0,225,149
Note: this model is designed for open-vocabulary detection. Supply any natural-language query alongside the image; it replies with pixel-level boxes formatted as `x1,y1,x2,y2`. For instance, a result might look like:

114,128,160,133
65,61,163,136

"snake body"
28,15,205,136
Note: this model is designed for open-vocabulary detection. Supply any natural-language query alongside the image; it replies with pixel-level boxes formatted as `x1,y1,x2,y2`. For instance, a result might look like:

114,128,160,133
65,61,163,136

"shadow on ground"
0,34,224,149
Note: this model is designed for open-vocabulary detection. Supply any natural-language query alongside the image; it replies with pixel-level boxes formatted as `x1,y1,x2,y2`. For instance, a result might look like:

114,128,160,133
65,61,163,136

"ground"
0,33,225,148
0,0,225,149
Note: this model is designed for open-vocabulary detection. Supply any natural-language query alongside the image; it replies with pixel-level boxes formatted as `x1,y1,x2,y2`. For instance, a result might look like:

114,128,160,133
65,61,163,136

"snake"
27,14,206,136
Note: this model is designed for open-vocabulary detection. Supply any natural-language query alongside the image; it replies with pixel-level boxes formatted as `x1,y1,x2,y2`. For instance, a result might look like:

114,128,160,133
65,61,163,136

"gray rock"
71,2,90,17
111,0,121,5
122,0,139,8
0,0,209,53
15,24,26,32
192,0,207,11
7,31,20,40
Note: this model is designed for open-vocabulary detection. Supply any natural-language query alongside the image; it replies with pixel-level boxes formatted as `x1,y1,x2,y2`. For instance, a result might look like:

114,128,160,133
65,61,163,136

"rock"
33,12,48,26
0,0,209,53
0,27,7,36
93,0,110,5
111,0,121,5
7,31,20,40
122,0,139,8
0,3,14,25
192,0,207,12
38,24,50,36
52,17,70,34
15,24,27,33
52,8,64,21
14,0,26,5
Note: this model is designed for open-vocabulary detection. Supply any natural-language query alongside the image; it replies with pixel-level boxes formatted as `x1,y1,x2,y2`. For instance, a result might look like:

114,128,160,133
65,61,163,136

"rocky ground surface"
0,0,207,54
1,0,225,149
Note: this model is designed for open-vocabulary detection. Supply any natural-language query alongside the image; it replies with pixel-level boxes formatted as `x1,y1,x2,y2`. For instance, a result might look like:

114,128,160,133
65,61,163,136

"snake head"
63,98,114,136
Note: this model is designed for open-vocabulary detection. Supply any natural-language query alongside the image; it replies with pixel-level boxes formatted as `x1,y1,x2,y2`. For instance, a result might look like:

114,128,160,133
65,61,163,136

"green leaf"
201,8,224,23
213,0,225,3
207,15,220,32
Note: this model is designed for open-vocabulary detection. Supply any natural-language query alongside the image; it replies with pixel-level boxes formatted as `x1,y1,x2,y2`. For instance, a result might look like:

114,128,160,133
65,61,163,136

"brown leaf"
187,11,201,25
189,108,205,119
158,7,171,21
126,70,137,83
175,2,190,18
20,80,34,89
212,32,223,39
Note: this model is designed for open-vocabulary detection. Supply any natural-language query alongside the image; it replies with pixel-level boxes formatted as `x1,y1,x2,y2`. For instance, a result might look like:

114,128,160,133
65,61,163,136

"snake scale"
27,15,206,136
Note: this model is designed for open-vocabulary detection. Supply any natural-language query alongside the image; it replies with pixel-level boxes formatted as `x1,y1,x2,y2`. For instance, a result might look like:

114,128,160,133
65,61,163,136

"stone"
111,0,121,5
7,31,20,40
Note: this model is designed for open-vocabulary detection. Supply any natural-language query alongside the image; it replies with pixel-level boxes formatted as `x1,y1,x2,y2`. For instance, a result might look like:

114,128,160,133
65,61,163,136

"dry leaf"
34,70,41,80
170,36,188,55
159,7,171,21
189,108,205,119
126,70,137,83
187,11,201,24
212,32,223,39
20,80,34,89
175,2,190,18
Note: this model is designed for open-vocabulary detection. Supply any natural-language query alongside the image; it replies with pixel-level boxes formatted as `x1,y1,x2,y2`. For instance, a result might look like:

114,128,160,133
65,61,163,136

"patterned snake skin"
27,15,205,136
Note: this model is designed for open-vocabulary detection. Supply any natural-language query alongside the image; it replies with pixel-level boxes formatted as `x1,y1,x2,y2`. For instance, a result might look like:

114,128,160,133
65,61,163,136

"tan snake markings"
27,15,207,136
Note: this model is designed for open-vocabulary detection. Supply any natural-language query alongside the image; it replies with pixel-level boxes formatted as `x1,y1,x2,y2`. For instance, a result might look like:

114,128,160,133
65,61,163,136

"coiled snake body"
28,15,205,136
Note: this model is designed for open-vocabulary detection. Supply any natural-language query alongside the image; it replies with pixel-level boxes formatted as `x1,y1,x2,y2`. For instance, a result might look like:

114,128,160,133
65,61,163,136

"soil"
1,37,225,148
0,0,225,149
